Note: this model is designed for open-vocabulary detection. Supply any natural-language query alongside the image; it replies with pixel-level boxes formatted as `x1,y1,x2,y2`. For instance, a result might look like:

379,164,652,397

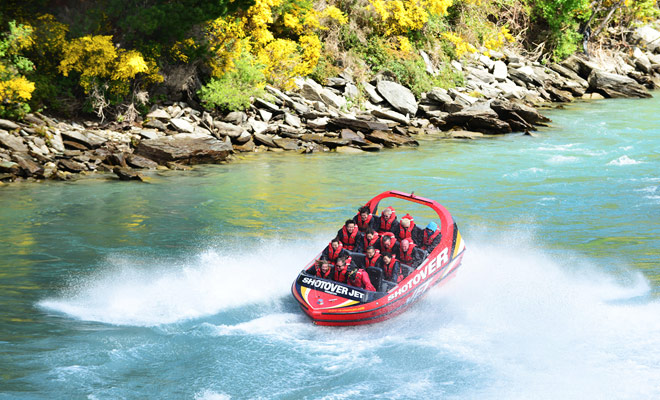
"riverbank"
1,26,659,184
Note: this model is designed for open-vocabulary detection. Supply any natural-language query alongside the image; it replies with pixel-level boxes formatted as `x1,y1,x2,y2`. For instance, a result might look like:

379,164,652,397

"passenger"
333,256,350,284
397,239,426,269
314,259,334,280
397,214,422,244
337,220,363,252
377,206,399,234
420,221,442,252
379,232,399,255
322,238,349,264
346,266,376,291
364,246,382,268
377,252,402,282
362,228,380,252
353,206,377,232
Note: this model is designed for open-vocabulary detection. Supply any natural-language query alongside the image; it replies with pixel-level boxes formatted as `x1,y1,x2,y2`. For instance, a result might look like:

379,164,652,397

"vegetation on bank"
0,0,658,121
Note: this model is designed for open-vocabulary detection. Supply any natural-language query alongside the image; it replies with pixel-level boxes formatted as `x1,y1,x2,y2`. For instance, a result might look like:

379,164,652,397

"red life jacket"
334,264,348,283
382,257,400,282
398,242,417,264
327,241,344,262
422,229,441,250
315,265,332,280
363,232,380,251
356,213,373,231
348,269,375,291
379,211,397,232
380,232,397,253
399,221,416,241
340,226,358,250
365,250,381,268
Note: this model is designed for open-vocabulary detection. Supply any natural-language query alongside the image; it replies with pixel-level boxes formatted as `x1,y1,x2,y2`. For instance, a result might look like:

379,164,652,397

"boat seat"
400,264,414,279
366,267,384,292
382,280,397,292
347,251,365,268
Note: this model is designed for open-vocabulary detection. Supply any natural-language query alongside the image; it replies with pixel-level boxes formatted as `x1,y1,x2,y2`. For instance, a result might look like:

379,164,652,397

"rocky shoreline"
1,27,659,184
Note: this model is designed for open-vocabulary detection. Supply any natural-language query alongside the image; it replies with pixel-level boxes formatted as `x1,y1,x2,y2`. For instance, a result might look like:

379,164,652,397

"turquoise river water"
1,96,659,399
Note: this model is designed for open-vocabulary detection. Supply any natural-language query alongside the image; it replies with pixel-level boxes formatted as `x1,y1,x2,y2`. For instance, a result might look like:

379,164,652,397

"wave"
608,155,642,165
38,239,322,326
547,155,579,164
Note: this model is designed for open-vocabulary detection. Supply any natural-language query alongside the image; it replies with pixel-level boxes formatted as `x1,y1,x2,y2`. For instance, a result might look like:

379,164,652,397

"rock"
451,90,479,107
258,109,272,122
492,61,508,81
467,66,495,84
509,66,543,86
146,109,171,120
426,88,453,106
253,133,276,148
144,119,168,131
233,139,255,152
633,47,652,73
561,55,600,79
307,117,329,129
169,118,195,133
633,26,660,53
335,146,364,154
495,80,526,100
213,121,244,139
549,63,589,88
58,158,87,173
371,108,409,125
278,113,298,130
448,130,484,139
48,131,65,153
366,130,418,147
0,131,29,152
328,117,390,132
344,82,359,99
248,118,269,135
273,138,299,151
224,111,247,125
136,136,233,164
0,160,19,173
255,98,281,112
582,92,606,100
376,80,418,115
321,137,351,148
24,114,46,126
546,86,574,102
490,99,550,126
127,154,159,169
340,129,367,145
444,107,512,134
587,69,652,98
420,50,437,75
320,89,347,109
234,130,252,144
363,82,384,103
61,130,107,149
113,167,144,181
0,119,20,130
138,129,160,140
42,162,57,178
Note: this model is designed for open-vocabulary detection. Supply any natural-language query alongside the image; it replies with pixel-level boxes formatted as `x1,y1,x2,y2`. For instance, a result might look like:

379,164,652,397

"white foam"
38,239,323,326
194,390,231,400
547,155,578,164
608,155,642,165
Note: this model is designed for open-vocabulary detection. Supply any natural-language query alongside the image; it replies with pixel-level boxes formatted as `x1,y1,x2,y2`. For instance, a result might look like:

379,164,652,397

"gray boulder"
444,106,512,134
169,118,195,133
366,130,418,147
587,69,652,98
376,80,418,115
363,82,384,103
492,61,508,81
426,88,453,106
136,136,233,164
61,130,107,149
0,119,20,130
0,131,29,153
633,26,660,53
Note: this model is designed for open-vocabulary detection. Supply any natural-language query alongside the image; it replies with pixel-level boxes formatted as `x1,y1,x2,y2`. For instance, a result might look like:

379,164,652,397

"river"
1,96,659,399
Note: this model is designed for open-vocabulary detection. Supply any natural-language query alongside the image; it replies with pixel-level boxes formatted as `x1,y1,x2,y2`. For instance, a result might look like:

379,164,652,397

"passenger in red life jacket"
314,259,334,280
362,228,380,253
364,246,382,268
333,256,351,283
421,221,442,252
347,266,376,291
377,252,402,282
397,239,426,269
397,214,423,244
353,206,377,233
337,220,363,252
377,206,399,234
379,232,399,255
322,238,349,264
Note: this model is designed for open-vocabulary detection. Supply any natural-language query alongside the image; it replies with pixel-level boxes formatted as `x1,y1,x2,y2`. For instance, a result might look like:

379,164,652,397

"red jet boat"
291,190,466,326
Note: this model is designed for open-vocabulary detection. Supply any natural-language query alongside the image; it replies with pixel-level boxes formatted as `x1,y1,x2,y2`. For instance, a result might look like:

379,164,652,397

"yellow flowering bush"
442,31,477,58
370,0,453,35
484,26,515,54
0,21,36,118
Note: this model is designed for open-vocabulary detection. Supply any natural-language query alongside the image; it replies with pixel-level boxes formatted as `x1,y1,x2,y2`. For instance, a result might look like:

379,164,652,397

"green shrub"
198,54,265,112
